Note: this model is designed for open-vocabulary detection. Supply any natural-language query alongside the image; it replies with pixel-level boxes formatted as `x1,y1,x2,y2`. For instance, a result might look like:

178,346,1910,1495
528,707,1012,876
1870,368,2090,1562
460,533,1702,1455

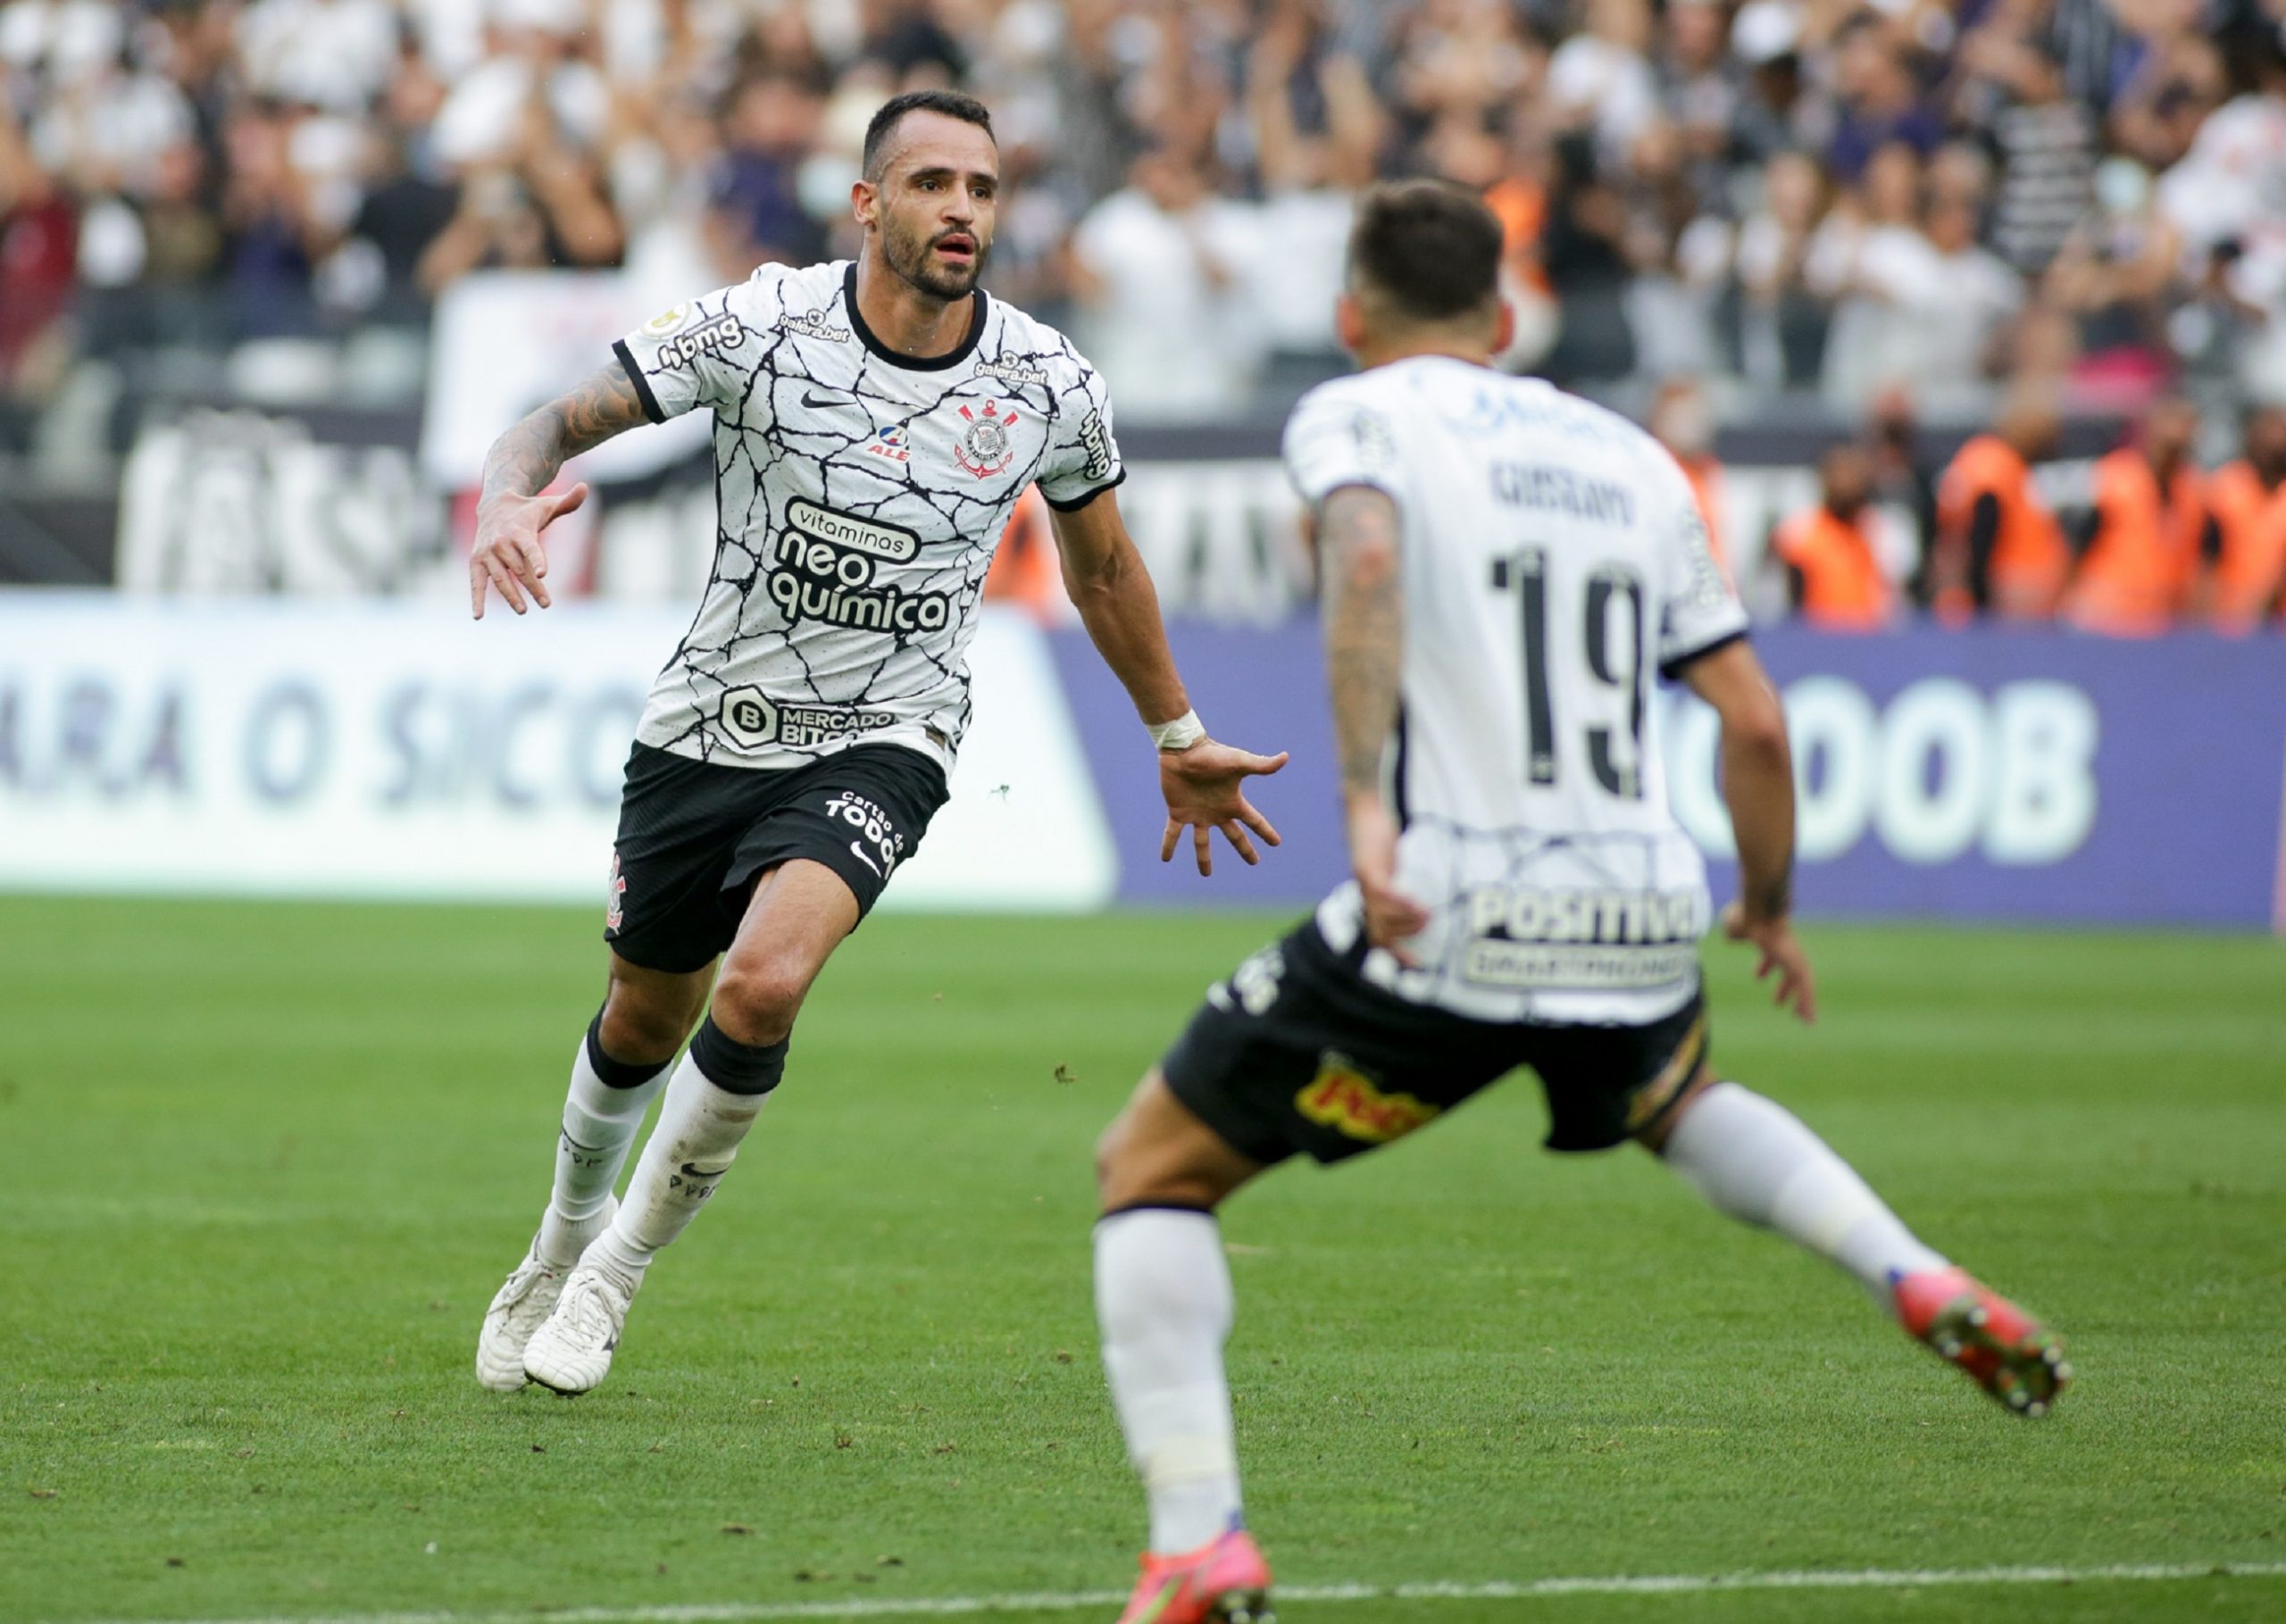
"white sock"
536,1030,671,1268
592,1050,770,1284
1096,1208,1244,1554
1662,1081,1948,1303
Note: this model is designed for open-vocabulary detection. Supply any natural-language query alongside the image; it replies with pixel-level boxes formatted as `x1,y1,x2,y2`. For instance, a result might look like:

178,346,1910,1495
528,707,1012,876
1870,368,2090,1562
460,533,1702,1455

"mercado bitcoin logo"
1296,1054,1439,1144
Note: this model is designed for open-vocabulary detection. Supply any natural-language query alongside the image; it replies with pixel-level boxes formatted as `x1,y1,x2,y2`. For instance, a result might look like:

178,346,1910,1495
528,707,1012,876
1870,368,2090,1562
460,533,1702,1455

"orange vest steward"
1680,455,1731,583
1934,435,2068,621
2206,460,2286,630
1773,506,1894,629
2064,448,2206,637
982,486,1063,620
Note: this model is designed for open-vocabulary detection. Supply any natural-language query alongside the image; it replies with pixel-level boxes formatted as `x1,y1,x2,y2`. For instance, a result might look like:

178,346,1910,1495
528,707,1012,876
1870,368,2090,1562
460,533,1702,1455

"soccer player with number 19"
1087,181,2069,1624
466,91,1286,1396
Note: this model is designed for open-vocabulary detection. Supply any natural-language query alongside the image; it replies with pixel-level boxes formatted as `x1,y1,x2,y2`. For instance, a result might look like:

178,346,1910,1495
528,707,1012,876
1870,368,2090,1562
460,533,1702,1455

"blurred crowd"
4,0,2285,623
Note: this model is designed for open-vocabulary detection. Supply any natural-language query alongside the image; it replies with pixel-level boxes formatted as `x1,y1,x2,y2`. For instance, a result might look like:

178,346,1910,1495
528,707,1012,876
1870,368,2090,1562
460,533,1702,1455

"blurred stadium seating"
2,0,2283,626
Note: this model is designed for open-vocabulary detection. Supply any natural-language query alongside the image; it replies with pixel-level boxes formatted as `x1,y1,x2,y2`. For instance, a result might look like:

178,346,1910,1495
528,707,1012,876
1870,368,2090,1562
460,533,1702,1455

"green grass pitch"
4,897,2283,1624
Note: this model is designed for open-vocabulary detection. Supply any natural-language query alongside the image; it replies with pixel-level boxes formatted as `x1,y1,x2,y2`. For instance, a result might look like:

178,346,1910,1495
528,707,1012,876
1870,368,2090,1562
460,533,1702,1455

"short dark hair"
863,89,996,182
1347,179,1504,325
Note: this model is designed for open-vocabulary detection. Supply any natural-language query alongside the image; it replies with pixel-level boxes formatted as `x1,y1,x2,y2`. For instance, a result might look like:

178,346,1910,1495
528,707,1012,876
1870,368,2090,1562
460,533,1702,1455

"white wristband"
1148,709,1206,752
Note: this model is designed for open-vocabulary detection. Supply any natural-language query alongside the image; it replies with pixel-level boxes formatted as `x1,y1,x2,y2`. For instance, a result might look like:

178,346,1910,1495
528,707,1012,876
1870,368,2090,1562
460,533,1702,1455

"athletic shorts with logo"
605,741,948,973
1162,919,1710,1166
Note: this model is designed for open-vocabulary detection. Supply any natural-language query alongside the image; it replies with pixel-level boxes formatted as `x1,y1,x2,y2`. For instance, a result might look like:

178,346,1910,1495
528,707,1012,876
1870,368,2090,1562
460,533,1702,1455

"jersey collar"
842,261,989,373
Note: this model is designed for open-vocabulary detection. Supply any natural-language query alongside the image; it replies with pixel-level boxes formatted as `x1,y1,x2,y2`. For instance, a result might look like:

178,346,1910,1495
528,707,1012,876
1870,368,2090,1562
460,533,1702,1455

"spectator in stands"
1538,130,1637,384
705,71,828,279
1866,384,1940,604
1728,3,1822,170
1548,0,1661,164
2112,33,2226,173
1656,0,1740,199
1812,141,1956,404
343,37,456,323
1824,14,1943,186
416,93,623,295
1239,8,1377,372
1070,142,1259,424
218,99,327,337
1725,148,1831,387
1773,443,1898,629
1649,376,1729,577
2207,404,2286,630
1956,5,2098,279
2157,25,2286,401
1933,385,2070,620
2044,155,2182,396
2063,396,2210,636
0,97,76,396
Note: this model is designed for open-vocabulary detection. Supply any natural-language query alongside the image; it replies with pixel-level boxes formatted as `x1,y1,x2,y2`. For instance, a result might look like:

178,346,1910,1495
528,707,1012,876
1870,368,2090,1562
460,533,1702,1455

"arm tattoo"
479,362,648,507
1318,486,1405,799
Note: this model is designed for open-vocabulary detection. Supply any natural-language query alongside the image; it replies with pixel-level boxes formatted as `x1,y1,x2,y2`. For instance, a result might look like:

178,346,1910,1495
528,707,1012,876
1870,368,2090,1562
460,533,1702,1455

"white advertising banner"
0,594,1115,911
421,271,711,489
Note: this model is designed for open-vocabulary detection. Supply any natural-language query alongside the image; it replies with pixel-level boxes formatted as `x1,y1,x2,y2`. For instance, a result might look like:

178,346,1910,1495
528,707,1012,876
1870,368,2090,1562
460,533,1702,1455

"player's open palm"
1722,902,1818,1024
1158,741,1289,875
471,483,588,619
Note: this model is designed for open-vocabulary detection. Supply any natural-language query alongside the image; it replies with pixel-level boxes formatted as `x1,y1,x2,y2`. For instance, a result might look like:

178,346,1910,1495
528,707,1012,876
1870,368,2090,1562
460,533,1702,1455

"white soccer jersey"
613,260,1123,770
1285,357,1750,1026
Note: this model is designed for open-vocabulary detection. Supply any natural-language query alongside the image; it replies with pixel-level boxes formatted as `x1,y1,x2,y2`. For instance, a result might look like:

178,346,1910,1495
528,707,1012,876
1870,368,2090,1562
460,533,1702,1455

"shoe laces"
559,1267,629,1341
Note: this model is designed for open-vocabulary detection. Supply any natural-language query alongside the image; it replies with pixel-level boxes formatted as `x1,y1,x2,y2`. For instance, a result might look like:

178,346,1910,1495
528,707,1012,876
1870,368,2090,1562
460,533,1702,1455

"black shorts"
1161,919,1709,1166
605,741,948,974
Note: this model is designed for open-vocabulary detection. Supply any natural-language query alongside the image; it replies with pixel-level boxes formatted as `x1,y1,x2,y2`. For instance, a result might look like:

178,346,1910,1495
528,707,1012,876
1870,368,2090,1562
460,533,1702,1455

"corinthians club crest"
953,399,1021,478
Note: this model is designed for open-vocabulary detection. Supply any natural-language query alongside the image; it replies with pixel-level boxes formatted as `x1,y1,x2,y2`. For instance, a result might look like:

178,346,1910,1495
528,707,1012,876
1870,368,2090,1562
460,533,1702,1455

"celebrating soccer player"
1087,180,2069,1624
468,91,1287,1397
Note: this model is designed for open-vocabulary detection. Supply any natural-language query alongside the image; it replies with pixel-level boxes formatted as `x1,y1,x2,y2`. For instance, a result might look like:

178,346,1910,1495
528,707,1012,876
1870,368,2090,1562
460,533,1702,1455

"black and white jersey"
1285,358,1750,1026
613,260,1123,771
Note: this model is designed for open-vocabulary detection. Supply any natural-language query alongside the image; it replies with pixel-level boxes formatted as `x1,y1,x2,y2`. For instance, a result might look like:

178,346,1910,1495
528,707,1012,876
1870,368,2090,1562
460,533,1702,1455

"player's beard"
882,213,989,303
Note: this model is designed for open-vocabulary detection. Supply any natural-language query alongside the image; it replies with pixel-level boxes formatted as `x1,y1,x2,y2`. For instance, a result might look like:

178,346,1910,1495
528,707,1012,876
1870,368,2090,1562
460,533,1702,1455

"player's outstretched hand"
1158,740,1289,876
1344,795,1430,966
471,482,588,619
1721,902,1818,1025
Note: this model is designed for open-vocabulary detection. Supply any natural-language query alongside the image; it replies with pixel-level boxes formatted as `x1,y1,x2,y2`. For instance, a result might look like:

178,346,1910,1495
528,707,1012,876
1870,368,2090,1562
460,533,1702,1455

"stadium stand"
2,0,2282,628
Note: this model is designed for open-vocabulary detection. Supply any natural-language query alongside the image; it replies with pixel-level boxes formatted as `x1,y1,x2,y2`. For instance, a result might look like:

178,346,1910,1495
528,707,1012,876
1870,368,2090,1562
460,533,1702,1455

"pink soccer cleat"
1894,1266,2071,1417
1114,1526,1274,1624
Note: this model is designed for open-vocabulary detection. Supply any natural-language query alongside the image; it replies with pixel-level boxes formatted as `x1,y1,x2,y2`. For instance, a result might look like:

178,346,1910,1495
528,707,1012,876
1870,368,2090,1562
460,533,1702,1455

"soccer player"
469,90,1287,1396
1088,180,2068,1624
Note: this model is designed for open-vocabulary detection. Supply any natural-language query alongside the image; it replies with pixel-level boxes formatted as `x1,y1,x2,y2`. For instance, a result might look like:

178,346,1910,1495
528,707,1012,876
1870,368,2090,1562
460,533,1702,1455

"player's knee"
597,987,700,1068
710,959,810,1046
1633,1060,1723,1155
1094,1110,1138,1201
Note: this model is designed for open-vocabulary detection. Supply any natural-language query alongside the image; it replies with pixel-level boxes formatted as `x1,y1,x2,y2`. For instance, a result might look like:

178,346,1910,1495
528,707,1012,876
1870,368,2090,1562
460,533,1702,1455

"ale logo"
1296,1054,1439,1144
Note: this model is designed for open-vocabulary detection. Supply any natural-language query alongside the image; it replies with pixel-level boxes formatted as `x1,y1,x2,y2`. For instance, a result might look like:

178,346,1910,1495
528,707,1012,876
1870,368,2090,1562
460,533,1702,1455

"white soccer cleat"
521,1250,639,1395
475,1199,614,1393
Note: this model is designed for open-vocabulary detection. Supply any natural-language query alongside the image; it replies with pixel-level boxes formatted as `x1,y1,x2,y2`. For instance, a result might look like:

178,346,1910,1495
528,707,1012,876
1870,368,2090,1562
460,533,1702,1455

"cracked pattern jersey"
1283,358,1750,1028
612,260,1123,772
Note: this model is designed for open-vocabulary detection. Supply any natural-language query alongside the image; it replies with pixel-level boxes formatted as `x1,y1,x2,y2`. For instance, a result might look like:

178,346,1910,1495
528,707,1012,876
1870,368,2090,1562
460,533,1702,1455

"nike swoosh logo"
802,390,844,409
1132,1578,1183,1624
679,1162,731,1179
849,841,883,879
